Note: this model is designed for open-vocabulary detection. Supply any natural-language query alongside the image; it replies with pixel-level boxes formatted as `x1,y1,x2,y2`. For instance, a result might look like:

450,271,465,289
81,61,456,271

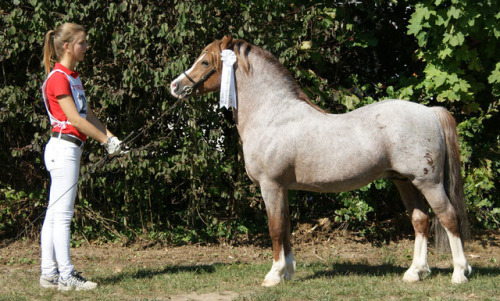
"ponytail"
43,30,55,75
42,23,86,75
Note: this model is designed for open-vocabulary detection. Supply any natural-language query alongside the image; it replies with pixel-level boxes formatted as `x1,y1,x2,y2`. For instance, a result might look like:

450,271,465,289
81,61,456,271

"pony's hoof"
451,274,468,284
451,276,468,284
403,271,420,282
283,270,294,281
451,265,471,284
261,277,281,287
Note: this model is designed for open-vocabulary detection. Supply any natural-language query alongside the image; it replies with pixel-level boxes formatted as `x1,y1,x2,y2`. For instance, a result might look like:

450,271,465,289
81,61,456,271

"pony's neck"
232,50,317,132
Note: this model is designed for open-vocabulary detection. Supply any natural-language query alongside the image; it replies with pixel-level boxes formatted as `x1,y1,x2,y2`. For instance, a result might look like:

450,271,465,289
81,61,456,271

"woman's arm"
86,109,116,138
58,95,108,144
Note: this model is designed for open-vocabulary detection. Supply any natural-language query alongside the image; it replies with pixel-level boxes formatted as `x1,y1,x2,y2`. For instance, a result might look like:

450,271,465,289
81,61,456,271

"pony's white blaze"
170,37,472,287
170,53,207,98
403,234,430,282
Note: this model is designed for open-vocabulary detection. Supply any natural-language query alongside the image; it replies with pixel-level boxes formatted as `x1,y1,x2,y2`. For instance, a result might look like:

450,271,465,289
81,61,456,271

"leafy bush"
1,0,497,244
404,0,500,230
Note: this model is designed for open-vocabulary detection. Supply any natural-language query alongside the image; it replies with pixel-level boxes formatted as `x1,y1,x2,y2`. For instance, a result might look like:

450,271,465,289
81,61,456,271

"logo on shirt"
78,94,87,115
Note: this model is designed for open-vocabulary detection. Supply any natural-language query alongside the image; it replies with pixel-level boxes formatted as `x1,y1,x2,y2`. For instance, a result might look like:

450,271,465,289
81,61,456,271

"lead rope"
15,97,185,241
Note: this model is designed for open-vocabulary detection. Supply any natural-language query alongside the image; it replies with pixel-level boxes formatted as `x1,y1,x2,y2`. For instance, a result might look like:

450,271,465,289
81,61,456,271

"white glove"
105,136,121,155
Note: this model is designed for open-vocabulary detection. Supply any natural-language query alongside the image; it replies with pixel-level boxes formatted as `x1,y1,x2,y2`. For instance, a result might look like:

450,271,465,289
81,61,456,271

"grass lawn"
1,231,499,300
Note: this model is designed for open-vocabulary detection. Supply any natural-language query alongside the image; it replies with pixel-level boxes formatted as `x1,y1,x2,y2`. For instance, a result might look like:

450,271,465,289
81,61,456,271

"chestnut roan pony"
170,36,471,286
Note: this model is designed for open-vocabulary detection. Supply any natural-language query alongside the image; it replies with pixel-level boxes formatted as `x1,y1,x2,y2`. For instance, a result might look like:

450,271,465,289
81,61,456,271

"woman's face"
70,31,88,62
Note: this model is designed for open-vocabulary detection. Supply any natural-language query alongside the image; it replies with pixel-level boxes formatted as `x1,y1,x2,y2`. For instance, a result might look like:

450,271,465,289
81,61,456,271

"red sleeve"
46,72,72,97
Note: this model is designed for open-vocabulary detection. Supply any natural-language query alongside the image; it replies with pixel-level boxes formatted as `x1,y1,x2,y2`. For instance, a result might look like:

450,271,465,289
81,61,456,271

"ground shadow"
96,263,220,285
301,262,407,280
451,266,500,278
300,262,500,281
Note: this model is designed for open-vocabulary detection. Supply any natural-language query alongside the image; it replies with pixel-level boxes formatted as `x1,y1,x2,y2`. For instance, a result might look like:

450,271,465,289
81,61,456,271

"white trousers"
41,137,82,279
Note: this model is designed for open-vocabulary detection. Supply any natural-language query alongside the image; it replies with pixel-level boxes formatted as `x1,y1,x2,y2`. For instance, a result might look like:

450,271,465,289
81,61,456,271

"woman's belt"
51,132,84,147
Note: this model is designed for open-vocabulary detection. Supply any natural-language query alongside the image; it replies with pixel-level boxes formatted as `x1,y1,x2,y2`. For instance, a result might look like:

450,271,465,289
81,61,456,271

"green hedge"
1,0,498,244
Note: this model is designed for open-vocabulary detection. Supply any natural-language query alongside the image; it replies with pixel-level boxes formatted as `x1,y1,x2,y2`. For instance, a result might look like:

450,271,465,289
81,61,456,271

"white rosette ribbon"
220,49,237,109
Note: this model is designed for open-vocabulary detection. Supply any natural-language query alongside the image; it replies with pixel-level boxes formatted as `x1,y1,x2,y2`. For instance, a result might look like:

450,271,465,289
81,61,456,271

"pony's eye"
201,60,209,67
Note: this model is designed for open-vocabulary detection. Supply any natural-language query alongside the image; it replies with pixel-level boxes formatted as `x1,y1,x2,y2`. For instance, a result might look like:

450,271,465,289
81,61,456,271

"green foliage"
0,0,498,244
405,0,500,230
406,1,500,107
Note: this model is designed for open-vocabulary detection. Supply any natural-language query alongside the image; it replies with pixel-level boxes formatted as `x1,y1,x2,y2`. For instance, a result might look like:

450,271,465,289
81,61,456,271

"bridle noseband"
182,68,216,96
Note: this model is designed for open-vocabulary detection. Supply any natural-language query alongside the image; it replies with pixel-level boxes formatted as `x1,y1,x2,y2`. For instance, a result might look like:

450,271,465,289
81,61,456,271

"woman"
39,22,121,291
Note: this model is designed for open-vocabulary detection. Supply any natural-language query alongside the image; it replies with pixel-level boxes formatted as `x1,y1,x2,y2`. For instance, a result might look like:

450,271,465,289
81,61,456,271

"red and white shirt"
42,63,88,142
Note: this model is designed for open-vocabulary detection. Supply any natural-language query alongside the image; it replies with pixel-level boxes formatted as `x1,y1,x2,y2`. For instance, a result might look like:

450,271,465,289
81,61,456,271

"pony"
170,36,471,286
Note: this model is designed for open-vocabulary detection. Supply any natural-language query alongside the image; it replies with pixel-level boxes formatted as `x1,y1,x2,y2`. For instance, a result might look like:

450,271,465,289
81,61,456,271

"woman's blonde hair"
43,23,86,74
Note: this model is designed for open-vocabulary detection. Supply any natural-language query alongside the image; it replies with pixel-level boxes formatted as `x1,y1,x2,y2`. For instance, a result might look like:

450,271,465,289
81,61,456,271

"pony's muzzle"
170,79,195,99
170,80,185,98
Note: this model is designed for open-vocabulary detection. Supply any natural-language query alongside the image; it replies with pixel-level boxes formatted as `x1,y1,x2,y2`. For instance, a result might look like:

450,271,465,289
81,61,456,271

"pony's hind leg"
419,185,472,283
394,180,431,282
260,182,296,287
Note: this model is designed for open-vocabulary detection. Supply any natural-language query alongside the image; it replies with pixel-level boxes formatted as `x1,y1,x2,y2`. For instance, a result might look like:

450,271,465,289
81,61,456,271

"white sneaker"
40,273,59,288
58,270,98,291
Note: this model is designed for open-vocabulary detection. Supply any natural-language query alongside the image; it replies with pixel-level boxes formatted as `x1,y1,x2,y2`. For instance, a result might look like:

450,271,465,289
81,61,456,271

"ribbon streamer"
220,49,237,109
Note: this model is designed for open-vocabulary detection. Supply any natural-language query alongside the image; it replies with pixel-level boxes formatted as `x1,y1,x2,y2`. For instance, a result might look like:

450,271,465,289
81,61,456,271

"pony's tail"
431,107,470,252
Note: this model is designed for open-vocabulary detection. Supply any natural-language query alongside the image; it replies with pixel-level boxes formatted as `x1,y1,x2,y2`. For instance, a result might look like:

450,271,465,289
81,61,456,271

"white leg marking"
445,229,472,284
262,247,287,287
403,234,431,282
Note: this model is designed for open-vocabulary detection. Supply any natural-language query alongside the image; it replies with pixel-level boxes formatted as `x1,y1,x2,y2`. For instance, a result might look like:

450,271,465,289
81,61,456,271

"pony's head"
170,35,234,99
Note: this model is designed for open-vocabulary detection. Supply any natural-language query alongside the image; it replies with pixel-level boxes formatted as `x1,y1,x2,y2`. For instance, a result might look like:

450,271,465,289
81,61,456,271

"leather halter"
182,68,216,96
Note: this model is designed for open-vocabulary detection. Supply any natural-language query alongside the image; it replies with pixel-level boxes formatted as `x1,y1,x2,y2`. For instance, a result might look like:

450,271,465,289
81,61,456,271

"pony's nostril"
170,82,178,93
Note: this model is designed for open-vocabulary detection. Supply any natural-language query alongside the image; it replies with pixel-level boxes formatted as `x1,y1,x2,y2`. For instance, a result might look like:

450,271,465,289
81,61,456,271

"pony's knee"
411,210,429,235
436,207,460,237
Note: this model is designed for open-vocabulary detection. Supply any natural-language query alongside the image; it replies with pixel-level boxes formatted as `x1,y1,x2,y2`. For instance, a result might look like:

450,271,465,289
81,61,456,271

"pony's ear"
221,35,233,49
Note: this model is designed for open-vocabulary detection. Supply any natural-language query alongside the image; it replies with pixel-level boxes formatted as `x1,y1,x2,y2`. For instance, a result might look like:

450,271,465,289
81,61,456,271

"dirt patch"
1,226,499,268
170,291,239,301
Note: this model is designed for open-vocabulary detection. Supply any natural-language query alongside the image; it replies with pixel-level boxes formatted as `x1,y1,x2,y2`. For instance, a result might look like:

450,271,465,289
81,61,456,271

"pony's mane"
206,39,326,113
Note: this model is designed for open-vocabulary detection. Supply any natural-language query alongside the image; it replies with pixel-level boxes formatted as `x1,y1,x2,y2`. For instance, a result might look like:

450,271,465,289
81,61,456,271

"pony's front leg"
261,183,296,287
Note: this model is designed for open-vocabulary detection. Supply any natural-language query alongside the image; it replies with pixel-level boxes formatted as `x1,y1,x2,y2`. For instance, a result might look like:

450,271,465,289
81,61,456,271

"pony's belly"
289,182,364,193
290,172,383,193
287,154,389,193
